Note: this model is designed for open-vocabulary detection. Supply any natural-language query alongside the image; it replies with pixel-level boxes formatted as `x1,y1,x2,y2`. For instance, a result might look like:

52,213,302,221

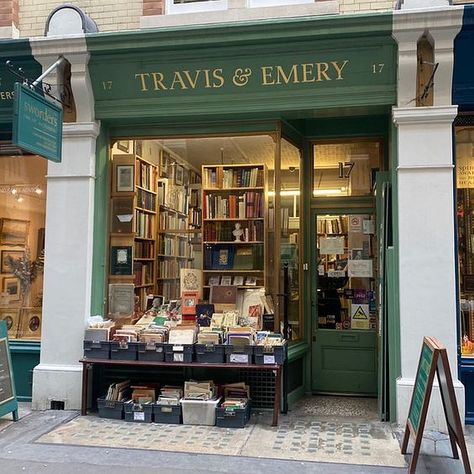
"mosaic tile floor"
35,397,406,468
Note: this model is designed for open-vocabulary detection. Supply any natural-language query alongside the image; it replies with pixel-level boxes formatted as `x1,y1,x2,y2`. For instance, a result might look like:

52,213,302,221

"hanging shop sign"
401,337,471,474
12,82,63,163
0,320,18,421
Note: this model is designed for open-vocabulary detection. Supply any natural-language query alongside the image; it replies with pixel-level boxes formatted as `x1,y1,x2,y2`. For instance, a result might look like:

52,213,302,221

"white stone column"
393,106,464,430
30,36,98,410
32,122,99,410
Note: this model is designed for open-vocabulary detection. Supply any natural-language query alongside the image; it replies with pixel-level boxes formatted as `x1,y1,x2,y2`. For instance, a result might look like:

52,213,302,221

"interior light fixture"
35,187,43,195
11,188,17,195
268,188,346,197
16,195,24,203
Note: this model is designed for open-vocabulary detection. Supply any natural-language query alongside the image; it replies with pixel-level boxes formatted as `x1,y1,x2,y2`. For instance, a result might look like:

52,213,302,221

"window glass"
0,153,47,341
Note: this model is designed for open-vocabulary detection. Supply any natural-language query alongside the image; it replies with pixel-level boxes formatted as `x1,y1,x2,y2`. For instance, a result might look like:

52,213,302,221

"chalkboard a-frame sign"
0,320,18,421
402,337,471,473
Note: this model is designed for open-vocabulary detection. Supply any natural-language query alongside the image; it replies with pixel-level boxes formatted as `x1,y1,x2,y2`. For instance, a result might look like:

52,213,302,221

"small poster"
320,236,345,255
348,259,373,278
351,303,370,329
363,219,375,234
349,215,363,232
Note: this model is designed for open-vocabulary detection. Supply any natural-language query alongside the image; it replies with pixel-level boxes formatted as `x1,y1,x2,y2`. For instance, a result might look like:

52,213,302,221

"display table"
79,358,283,426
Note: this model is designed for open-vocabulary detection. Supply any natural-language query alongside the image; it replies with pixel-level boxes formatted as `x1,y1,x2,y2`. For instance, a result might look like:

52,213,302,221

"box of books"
153,404,182,424
137,342,165,362
110,341,139,360
124,401,153,423
181,397,221,426
83,340,110,359
254,334,287,365
216,402,251,429
97,397,124,420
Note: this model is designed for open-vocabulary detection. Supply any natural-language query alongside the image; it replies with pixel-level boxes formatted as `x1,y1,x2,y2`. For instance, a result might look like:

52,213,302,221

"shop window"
0,153,47,342
166,0,228,15
313,140,381,197
456,126,474,358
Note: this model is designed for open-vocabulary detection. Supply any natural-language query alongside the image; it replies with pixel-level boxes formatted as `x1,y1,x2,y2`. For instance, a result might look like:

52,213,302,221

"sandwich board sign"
401,337,471,473
12,82,63,163
0,320,18,421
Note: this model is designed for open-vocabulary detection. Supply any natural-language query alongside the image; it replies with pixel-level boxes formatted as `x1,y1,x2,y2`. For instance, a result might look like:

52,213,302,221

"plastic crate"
216,402,251,428
181,397,221,426
97,397,124,420
153,404,182,424
253,344,286,365
164,344,194,363
110,341,139,360
124,401,153,423
137,342,165,362
224,345,254,364
195,344,225,364
83,340,110,359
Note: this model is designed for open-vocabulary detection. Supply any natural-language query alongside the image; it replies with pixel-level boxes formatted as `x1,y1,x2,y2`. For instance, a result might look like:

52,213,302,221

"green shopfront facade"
84,13,400,420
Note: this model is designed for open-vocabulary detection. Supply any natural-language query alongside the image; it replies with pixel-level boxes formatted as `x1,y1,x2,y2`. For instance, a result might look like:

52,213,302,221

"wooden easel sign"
402,336,471,473
0,320,18,421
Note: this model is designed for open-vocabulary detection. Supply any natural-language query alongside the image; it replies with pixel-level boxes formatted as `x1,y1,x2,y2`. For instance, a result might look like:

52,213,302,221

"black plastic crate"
216,403,251,428
254,344,286,365
124,401,153,423
164,344,194,363
97,397,124,420
110,341,139,360
137,342,165,362
83,340,110,359
224,345,254,364
195,344,225,364
153,404,182,424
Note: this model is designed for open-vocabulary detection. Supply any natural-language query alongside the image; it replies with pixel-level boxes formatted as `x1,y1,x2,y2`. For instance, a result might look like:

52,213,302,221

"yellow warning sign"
352,306,368,320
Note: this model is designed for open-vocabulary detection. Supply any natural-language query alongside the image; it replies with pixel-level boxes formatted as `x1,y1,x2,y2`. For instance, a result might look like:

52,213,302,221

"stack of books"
158,386,183,405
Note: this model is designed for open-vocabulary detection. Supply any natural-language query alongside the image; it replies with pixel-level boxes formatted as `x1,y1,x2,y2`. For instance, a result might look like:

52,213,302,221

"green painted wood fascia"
304,115,390,139
9,341,40,354
0,38,42,124
288,341,310,362
90,125,110,316
85,12,393,53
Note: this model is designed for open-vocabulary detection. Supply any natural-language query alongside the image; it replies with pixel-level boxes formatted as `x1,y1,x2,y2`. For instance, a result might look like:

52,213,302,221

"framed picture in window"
134,140,143,157
3,277,20,301
117,140,130,153
0,219,29,246
0,308,20,339
116,165,134,192
174,164,184,186
1,250,24,274
18,308,42,340
160,151,169,178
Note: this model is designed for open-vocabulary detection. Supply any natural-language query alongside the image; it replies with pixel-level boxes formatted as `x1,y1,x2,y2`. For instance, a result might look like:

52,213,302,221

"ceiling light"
11,188,17,195
16,195,24,202
35,187,43,195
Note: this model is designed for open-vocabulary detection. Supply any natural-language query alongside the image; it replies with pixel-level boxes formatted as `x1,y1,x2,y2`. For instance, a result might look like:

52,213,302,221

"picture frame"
0,308,20,339
3,277,20,301
233,276,244,286
1,250,25,274
245,276,257,286
110,246,133,275
108,283,135,317
36,227,45,260
183,168,190,186
134,140,143,157
117,140,130,153
17,308,42,340
208,276,220,286
220,276,232,286
0,218,29,246
116,165,135,192
174,164,184,186
160,151,169,178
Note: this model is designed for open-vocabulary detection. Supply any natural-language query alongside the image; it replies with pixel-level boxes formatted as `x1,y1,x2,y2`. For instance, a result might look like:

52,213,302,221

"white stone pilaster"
393,106,464,430
29,36,98,410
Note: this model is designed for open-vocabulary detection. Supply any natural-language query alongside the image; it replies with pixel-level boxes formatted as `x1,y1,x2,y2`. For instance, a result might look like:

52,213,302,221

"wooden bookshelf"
201,163,266,291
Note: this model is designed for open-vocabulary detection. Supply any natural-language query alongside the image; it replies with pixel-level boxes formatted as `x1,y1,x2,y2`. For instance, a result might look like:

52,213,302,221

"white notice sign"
348,259,373,278
320,237,345,255
263,355,275,364
229,354,249,364
134,412,145,421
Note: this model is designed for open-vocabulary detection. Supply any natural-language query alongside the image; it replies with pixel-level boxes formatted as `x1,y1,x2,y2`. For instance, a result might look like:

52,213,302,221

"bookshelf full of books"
109,147,158,311
202,164,266,295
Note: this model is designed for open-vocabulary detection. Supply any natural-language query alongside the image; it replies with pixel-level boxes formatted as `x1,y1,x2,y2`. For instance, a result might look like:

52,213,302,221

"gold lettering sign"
133,60,350,92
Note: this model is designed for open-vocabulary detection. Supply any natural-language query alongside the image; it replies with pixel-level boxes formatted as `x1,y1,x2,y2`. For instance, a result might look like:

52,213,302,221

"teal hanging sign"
12,82,62,163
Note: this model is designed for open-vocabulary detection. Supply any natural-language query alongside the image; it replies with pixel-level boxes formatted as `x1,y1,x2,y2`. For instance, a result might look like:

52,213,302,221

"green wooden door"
311,209,378,395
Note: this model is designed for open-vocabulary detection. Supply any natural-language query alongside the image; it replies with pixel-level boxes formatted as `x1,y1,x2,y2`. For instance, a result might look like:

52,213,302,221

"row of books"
137,188,156,211
134,240,154,259
204,245,263,270
137,161,156,191
188,208,202,228
203,167,263,189
157,180,190,215
135,210,154,239
317,216,346,234
204,221,264,242
159,211,188,231
204,192,263,219
158,259,189,278
158,280,180,301
158,235,193,257
133,262,154,286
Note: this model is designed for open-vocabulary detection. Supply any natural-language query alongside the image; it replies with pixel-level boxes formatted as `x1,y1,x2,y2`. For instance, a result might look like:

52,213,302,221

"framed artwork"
160,151,169,177
134,140,143,157
108,283,135,317
117,140,130,153
220,276,232,286
0,219,29,246
174,164,184,186
1,250,25,274
111,197,134,233
233,276,244,286
110,246,133,275
17,308,42,340
36,227,45,260
183,168,190,186
208,276,220,286
0,308,20,339
3,277,20,301
116,165,134,192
